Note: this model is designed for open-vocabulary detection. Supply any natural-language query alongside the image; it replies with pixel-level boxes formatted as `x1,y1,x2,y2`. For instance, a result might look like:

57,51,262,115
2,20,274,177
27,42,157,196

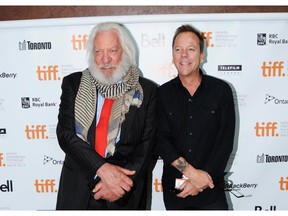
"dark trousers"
166,195,228,210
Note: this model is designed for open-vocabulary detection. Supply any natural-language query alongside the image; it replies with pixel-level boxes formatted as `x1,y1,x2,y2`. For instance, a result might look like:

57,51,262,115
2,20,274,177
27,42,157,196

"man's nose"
102,51,112,63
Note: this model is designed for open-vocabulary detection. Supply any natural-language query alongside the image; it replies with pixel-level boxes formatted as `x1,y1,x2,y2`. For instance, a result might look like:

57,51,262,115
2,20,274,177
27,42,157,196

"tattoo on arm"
176,159,187,173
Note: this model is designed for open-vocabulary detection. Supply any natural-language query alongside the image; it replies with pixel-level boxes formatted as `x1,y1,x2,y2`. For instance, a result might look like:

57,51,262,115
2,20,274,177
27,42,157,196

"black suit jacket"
56,72,158,209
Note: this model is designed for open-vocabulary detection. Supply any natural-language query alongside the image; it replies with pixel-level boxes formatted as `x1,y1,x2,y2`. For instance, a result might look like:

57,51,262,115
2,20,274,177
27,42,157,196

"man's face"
93,30,123,79
172,32,204,77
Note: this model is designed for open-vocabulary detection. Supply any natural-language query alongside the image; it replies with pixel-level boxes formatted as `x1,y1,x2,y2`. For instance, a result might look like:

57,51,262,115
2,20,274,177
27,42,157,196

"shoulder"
158,76,178,92
204,75,232,91
61,71,83,92
139,76,159,90
63,71,82,82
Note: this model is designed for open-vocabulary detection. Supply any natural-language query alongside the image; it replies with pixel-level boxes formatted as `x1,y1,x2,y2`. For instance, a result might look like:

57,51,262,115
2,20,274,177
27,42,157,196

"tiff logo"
201,32,213,47
71,34,88,50
279,177,288,190
36,65,61,81
0,153,6,167
254,122,279,137
34,179,57,193
261,61,285,77
25,125,48,139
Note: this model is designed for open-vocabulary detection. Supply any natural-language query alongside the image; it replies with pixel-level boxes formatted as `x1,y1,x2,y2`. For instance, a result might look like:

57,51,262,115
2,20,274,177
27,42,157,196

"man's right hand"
92,163,135,202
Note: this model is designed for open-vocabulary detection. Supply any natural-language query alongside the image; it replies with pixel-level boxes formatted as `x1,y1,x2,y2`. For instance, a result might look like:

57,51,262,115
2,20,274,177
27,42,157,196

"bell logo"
254,122,279,137
25,125,48,139
71,34,88,50
36,65,61,81
34,179,57,193
279,177,288,190
0,152,6,167
141,33,165,47
0,180,13,192
255,205,276,211
201,32,214,47
261,61,285,77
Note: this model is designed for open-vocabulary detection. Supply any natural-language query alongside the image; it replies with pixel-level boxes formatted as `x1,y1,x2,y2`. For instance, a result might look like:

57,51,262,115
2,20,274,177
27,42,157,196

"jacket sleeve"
56,74,106,181
155,87,182,166
203,84,236,178
120,81,158,183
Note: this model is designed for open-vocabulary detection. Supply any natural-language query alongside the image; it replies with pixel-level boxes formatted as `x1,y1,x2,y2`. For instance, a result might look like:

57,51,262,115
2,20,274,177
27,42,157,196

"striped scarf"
74,65,143,156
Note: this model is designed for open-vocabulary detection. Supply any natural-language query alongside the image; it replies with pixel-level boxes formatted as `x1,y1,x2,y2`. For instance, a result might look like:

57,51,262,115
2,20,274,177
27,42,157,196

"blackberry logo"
257,33,266,45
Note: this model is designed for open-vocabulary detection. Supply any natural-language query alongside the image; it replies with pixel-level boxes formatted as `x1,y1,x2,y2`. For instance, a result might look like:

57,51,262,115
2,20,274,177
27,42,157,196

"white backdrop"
0,13,287,211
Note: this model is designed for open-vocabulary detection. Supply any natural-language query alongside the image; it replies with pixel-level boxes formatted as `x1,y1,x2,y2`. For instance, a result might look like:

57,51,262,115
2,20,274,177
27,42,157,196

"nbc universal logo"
257,33,288,46
18,40,52,50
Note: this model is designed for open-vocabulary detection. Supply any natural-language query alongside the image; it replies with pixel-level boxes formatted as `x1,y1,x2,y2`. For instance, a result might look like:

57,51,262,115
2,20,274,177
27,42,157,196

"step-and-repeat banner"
0,13,287,210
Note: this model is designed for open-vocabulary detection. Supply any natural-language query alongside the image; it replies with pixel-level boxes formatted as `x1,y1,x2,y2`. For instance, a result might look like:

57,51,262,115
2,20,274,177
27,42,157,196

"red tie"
95,98,114,157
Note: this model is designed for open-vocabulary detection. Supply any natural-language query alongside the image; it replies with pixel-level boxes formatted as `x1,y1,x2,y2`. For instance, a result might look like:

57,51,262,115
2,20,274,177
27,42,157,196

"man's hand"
172,157,214,195
184,167,214,191
92,163,135,202
177,180,200,198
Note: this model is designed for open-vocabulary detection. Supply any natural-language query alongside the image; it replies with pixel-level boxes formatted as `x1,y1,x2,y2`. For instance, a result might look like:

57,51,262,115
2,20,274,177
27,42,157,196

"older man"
56,22,158,210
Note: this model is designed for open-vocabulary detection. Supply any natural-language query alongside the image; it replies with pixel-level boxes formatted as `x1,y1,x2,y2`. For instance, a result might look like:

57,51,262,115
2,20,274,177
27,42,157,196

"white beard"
88,57,131,85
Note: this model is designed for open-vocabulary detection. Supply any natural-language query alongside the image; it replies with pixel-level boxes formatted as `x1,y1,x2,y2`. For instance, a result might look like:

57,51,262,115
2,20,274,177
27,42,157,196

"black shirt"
156,70,236,209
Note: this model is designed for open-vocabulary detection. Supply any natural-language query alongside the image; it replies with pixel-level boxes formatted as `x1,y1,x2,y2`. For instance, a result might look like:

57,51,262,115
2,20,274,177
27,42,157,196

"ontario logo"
265,94,288,104
43,155,63,165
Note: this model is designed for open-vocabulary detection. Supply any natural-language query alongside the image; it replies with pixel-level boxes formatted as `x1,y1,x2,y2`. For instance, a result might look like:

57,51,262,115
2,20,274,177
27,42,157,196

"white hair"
86,22,138,84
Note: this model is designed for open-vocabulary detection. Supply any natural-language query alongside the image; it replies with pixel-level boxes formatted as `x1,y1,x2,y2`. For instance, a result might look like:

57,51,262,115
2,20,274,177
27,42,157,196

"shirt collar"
174,68,205,90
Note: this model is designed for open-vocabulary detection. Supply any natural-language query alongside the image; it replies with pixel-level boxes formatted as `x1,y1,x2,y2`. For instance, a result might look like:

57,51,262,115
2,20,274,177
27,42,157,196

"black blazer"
56,72,158,209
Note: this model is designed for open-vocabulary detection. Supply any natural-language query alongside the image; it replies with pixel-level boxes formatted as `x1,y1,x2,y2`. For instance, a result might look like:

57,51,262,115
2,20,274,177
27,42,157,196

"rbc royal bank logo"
257,33,266,45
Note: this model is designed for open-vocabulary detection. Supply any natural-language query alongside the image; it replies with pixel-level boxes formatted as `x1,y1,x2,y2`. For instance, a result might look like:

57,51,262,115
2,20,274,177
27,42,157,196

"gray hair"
86,22,137,66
